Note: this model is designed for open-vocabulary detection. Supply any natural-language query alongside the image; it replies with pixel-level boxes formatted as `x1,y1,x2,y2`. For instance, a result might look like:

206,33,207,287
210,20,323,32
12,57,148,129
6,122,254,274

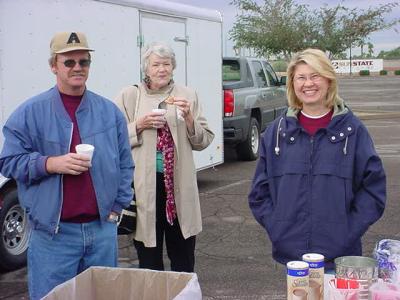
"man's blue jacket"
0,86,134,234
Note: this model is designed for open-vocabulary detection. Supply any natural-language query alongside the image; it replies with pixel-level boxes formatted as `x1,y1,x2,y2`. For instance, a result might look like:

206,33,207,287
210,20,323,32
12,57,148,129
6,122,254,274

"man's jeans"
28,219,118,300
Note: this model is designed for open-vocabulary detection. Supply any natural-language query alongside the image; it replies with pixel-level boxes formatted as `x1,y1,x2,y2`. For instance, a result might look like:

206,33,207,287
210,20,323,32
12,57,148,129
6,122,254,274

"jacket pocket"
95,157,119,202
312,220,349,260
312,163,352,223
268,163,308,222
25,176,61,228
268,220,296,244
91,127,121,202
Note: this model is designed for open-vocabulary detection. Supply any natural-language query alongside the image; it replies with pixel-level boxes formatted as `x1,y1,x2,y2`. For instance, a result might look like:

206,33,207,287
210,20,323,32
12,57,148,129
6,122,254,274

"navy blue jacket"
0,87,134,234
248,100,386,266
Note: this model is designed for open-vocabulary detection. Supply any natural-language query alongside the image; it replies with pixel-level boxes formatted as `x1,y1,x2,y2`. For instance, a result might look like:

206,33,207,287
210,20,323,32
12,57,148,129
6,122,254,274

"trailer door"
140,13,187,85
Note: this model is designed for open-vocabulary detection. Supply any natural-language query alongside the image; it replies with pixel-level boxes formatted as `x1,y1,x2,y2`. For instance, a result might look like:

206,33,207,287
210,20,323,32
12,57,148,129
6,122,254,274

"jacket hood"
274,97,355,156
286,97,348,119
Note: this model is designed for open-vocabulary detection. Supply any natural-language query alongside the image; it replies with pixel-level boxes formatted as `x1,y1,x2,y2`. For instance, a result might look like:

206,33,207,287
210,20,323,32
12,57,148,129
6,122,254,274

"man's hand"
107,211,120,223
46,153,91,175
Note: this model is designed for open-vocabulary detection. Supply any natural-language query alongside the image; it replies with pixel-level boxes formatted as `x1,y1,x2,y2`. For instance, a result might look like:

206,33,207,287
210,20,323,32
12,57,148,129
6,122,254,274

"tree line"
229,0,400,60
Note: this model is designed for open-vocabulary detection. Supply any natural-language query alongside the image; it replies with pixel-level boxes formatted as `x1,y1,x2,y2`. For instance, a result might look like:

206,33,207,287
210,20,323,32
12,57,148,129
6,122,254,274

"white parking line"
201,179,251,195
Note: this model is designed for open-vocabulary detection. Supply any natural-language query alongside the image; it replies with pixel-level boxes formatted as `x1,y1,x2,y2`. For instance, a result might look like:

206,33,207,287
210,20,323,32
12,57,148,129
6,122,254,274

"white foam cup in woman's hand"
75,144,95,164
176,107,184,121
151,108,167,128
152,108,167,115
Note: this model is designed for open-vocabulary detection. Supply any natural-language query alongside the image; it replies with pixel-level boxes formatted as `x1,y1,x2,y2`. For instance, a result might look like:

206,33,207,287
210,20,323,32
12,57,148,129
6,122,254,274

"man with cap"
0,31,134,300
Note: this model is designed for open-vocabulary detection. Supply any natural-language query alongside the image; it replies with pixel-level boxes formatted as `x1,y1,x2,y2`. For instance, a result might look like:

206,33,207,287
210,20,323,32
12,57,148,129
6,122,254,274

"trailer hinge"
137,35,144,48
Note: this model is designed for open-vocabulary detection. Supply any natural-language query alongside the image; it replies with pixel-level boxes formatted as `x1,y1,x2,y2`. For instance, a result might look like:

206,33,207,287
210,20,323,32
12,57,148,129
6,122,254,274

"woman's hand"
136,111,167,134
173,97,191,119
173,97,195,133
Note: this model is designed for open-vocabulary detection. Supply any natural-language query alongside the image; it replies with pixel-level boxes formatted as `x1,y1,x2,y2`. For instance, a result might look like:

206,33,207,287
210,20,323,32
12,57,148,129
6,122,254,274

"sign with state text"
332,59,383,74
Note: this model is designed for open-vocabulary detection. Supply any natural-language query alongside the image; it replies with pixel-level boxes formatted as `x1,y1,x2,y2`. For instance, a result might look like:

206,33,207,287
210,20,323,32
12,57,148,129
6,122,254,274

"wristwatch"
108,213,120,223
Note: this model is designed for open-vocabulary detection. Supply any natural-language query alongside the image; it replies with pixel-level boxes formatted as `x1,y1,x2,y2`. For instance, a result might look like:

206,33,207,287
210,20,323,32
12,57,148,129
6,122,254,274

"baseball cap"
50,32,94,55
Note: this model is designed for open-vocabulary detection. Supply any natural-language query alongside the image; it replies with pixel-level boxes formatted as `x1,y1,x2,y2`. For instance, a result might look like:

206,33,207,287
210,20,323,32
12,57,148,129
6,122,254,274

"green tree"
353,42,375,58
378,47,400,59
313,2,398,57
367,42,375,58
229,0,316,60
230,0,399,59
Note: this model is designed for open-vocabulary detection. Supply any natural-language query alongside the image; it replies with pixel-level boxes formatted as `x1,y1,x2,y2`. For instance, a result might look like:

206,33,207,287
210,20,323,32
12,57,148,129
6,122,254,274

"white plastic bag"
369,280,400,300
374,239,400,284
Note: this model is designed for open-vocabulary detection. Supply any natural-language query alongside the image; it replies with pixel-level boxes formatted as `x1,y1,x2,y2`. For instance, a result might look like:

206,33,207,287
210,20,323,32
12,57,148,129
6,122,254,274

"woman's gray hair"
141,42,176,74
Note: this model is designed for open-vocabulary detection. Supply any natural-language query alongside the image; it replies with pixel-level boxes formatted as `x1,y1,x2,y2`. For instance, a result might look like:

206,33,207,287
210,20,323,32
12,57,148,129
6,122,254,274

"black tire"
236,117,260,161
0,189,30,271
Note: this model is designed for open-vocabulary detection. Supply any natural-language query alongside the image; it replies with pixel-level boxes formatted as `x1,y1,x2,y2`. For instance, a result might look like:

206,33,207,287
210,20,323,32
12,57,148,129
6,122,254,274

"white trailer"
0,0,223,270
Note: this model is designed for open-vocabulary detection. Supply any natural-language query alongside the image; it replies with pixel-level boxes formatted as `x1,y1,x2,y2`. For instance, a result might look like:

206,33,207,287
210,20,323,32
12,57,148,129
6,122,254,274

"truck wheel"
236,117,260,161
0,189,30,271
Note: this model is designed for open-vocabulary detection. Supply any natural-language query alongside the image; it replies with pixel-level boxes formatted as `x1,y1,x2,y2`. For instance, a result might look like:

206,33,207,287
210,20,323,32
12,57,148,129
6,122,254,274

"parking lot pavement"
0,76,399,299
339,76,400,113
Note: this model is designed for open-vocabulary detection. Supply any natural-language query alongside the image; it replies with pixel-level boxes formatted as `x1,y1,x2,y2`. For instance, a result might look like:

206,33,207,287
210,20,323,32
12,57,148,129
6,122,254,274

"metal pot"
335,256,378,299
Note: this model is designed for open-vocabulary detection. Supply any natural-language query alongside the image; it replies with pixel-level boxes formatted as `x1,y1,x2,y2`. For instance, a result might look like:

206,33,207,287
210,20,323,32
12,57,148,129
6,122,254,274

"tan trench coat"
115,83,214,247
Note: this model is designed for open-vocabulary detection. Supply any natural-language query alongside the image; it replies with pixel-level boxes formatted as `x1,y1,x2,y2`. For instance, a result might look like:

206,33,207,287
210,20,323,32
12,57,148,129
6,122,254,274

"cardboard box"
43,267,202,300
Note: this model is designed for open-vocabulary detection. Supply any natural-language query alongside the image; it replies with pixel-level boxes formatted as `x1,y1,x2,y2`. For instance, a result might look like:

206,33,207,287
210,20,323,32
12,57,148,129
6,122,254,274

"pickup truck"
223,57,287,160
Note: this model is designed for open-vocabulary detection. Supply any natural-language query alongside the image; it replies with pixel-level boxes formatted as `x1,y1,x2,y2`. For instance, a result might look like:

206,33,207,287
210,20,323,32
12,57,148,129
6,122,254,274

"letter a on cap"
51,31,94,54
67,32,81,44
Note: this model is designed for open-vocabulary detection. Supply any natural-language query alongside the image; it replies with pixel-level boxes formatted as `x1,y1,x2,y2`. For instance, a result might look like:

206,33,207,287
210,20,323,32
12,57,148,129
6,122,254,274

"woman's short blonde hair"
286,48,340,110
141,42,176,74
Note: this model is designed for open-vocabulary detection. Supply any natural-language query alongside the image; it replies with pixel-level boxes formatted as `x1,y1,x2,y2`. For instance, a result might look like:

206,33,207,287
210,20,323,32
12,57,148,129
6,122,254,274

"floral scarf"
157,123,176,225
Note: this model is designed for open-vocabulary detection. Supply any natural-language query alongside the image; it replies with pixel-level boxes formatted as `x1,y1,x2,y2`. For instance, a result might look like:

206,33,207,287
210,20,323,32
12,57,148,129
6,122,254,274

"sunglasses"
59,59,91,68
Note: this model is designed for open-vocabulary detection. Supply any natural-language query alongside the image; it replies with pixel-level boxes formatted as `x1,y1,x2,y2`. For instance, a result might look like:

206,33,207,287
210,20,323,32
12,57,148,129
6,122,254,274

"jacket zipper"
308,135,314,250
55,122,74,234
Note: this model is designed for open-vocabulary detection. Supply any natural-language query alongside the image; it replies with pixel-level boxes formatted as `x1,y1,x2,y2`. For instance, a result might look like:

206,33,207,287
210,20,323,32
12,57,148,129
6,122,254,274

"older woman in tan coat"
115,42,214,272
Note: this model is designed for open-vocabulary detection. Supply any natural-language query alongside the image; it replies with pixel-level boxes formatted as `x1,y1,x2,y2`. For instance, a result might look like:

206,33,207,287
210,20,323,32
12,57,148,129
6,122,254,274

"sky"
169,0,400,57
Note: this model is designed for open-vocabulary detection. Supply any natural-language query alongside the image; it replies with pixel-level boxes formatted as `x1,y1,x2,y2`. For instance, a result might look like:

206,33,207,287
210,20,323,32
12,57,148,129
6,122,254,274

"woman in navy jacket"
248,48,386,269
